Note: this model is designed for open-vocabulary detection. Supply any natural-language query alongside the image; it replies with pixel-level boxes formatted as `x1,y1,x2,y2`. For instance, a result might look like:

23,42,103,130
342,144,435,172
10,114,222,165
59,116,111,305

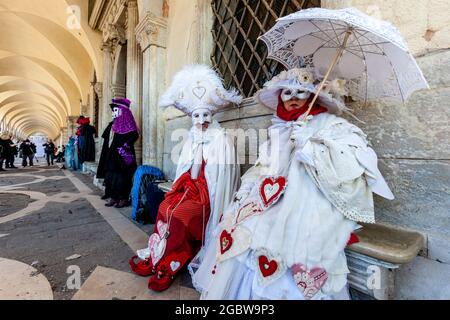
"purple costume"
105,98,140,202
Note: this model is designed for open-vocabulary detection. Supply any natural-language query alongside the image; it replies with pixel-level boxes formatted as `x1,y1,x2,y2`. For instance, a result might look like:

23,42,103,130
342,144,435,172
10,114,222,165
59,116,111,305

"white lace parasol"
259,7,429,105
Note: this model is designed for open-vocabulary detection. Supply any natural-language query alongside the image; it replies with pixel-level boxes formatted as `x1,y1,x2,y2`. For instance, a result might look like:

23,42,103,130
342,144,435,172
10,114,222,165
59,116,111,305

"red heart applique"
259,176,287,207
219,230,233,255
258,255,278,277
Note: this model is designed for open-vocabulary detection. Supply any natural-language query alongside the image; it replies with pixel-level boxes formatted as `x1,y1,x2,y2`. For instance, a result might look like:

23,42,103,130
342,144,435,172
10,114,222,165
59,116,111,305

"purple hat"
112,98,131,108
111,97,139,135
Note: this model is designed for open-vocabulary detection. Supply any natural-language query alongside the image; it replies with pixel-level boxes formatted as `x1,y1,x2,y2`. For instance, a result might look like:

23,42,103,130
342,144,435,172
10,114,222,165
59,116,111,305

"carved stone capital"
93,82,103,99
127,0,138,8
111,84,127,98
103,23,127,46
101,41,114,53
135,12,167,50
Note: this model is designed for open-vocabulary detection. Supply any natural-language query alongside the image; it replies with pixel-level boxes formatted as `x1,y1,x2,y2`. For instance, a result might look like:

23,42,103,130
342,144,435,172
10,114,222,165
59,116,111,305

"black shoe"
105,199,118,207
101,194,110,200
0,168,6,172
10,166,17,169
114,200,129,209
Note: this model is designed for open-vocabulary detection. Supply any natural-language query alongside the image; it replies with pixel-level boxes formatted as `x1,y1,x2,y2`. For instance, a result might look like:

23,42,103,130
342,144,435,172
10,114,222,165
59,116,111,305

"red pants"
154,168,211,272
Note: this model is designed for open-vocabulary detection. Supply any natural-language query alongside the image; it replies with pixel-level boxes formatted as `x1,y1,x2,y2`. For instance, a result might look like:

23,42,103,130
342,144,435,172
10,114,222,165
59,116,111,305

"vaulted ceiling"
0,0,103,139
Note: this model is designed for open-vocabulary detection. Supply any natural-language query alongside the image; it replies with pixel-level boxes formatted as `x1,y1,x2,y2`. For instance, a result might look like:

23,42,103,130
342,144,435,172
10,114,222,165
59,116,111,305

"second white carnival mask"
191,108,212,127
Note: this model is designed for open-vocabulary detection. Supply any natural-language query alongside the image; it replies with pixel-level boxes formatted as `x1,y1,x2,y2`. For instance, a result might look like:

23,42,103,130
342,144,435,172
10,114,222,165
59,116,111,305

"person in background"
43,139,56,166
6,135,17,169
19,139,34,167
76,116,96,165
30,142,37,164
55,146,63,163
0,132,9,171
61,145,66,163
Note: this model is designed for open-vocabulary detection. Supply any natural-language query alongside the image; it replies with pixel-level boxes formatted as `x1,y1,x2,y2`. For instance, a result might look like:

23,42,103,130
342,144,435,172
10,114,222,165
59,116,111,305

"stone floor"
0,160,199,300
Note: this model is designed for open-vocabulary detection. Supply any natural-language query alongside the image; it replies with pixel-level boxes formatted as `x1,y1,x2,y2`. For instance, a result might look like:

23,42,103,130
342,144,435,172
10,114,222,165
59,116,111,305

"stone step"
72,266,199,300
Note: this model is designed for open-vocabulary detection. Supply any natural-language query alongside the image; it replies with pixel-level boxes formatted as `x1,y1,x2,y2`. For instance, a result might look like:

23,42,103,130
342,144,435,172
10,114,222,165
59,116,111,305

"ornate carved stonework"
135,12,168,51
103,23,126,47
111,84,126,98
93,82,103,99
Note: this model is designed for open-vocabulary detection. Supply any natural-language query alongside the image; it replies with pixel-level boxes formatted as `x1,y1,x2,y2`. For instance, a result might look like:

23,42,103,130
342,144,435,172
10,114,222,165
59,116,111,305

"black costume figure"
104,97,139,208
77,116,96,164
96,121,114,199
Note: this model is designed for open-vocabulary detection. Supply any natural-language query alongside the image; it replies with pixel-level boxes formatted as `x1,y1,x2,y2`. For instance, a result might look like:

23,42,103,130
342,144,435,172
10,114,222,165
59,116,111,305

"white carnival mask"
112,106,121,119
191,108,212,127
280,88,311,102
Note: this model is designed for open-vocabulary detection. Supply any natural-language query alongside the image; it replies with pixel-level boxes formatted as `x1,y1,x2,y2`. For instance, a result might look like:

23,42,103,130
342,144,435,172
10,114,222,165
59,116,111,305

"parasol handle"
302,28,353,121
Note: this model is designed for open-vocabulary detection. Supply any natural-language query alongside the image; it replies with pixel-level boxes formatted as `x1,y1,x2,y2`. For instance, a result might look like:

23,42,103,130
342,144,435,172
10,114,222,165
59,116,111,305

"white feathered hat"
256,68,348,114
159,64,242,115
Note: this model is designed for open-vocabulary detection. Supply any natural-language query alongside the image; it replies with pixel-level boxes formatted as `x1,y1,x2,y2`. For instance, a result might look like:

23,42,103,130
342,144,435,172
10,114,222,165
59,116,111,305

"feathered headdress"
159,64,242,115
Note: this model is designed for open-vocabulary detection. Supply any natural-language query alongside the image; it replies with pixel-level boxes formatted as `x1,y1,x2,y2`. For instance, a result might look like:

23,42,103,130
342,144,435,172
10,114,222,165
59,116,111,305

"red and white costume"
190,68,394,300
130,65,241,291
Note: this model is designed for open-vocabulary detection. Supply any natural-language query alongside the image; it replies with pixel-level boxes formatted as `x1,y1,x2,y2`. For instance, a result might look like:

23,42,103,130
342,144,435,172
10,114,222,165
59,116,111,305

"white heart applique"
264,184,280,200
170,261,181,272
148,232,166,266
192,86,206,100
157,220,168,238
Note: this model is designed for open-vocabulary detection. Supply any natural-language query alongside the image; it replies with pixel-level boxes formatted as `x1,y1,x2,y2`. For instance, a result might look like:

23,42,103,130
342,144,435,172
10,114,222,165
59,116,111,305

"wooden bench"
158,181,425,300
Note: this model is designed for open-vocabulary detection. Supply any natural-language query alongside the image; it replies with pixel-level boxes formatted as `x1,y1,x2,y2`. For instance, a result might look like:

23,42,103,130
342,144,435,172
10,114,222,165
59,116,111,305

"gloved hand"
117,143,135,166
290,125,308,149
233,183,253,203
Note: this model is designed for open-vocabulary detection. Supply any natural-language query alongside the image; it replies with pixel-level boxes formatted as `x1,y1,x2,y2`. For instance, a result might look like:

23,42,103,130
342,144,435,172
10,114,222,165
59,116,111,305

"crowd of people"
0,134,65,171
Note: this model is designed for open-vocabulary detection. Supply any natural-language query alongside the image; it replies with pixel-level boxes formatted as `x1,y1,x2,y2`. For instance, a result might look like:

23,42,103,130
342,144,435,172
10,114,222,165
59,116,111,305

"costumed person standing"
65,136,78,170
76,116,96,165
96,105,115,200
191,68,395,300
129,64,241,292
104,98,139,208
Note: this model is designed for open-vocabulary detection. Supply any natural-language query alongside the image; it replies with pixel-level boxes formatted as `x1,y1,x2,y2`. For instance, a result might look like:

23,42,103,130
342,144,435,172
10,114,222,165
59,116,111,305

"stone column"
136,12,167,168
100,42,114,134
61,126,68,146
126,0,143,164
66,116,79,138
93,82,104,162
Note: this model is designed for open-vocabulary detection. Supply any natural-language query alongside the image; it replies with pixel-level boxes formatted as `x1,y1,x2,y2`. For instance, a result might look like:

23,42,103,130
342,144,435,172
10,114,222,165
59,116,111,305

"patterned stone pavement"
0,161,198,300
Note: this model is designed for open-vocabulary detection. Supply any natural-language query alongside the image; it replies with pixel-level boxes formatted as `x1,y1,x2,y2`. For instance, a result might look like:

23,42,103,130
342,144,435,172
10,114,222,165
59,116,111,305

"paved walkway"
0,161,198,300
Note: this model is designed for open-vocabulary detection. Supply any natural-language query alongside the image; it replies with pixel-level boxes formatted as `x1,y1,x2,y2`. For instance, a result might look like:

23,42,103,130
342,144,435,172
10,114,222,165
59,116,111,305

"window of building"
211,0,321,97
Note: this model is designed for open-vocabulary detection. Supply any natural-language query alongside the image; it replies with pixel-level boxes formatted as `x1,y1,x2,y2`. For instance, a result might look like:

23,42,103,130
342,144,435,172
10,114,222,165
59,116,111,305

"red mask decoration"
276,95,328,121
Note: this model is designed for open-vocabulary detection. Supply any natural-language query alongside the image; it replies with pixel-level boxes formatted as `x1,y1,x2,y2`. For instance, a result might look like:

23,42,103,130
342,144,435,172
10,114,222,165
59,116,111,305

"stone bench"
82,161,104,190
158,181,425,300
346,223,424,300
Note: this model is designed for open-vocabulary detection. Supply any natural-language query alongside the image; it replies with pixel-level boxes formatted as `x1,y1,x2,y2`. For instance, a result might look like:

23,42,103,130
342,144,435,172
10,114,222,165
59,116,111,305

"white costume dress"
191,111,394,300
